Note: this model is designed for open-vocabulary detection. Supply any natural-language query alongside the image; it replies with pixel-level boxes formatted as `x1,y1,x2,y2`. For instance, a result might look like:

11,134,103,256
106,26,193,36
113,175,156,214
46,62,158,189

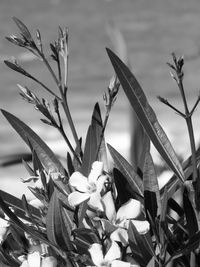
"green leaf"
113,168,133,206
128,221,154,266
81,125,96,177
81,103,104,176
46,189,73,251
0,246,19,267
183,189,198,237
67,152,75,176
106,48,184,183
159,186,169,250
1,109,66,177
171,231,200,259
0,193,52,247
107,143,143,201
0,190,40,221
143,152,161,219
130,110,150,173
160,147,200,200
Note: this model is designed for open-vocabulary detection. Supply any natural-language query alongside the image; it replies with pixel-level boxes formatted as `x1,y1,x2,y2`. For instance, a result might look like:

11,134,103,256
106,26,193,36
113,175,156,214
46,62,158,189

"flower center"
100,260,110,267
87,182,97,193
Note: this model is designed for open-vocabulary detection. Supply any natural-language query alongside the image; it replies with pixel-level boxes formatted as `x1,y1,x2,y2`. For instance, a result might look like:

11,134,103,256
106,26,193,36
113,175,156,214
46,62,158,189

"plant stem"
37,48,80,153
178,78,198,184
56,110,81,165
30,75,61,100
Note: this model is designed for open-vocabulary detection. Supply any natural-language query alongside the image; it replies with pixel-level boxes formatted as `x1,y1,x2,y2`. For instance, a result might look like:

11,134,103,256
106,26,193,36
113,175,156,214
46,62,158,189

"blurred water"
1,0,200,196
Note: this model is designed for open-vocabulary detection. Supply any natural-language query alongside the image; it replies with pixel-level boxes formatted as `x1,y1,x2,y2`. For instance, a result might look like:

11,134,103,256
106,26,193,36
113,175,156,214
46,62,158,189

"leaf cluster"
1,18,200,267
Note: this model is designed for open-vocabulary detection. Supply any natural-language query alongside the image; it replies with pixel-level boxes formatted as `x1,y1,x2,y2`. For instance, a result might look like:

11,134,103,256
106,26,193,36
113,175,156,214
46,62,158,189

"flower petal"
110,228,129,246
88,161,104,183
68,191,90,207
96,175,107,193
112,260,131,267
89,243,104,266
27,251,41,267
42,256,57,267
0,218,9,227
116,199,142,221
102,191,116,221
20,260,29,267
132,219,150,234
88,192,103,211
105,241,121,262
69,172,89,192
0,226,8,243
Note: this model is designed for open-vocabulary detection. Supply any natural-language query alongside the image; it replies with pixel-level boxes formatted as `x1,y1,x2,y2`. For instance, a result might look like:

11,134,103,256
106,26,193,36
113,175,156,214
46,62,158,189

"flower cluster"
67,161,150,266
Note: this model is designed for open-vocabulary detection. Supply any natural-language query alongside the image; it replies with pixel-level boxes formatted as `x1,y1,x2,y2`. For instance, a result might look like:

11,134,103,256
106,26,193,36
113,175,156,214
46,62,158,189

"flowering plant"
1,18,200,267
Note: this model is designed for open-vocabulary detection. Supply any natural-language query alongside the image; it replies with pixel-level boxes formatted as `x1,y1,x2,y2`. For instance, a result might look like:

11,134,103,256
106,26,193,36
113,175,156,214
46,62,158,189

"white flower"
101,192,150,245
88,241,131,267
0,215,9,243
68,161,107,211
20,251,57,267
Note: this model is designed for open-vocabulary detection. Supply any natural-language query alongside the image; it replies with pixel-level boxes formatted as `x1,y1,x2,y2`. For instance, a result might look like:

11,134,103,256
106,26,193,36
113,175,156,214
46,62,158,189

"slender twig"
157,96,185,117
30,75,61,100
36,47,80,152
55,107,81,165
178,76,198,185
190,94,200,115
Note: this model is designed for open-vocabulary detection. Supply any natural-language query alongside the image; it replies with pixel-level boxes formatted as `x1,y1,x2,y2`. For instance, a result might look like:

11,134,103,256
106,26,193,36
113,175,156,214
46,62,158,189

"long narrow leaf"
46,190,73,251
108,143,143,200
143,152,161,218
106,48,184,183
81,103,104,176
1,109,66,176
0,190,40,220
183,189,198,236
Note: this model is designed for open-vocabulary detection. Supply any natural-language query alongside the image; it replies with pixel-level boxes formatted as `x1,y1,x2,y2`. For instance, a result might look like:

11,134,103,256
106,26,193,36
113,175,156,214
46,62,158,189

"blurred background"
1,0,200,196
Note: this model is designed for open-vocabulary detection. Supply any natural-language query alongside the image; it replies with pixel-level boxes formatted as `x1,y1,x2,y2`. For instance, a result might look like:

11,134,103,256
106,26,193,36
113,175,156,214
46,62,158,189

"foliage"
1,17,200,267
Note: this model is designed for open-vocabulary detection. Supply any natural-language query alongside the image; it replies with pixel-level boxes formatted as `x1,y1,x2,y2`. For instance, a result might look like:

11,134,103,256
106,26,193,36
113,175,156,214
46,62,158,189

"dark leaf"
172,231,200,259
130,109,150,172
73,228,100,248
168,198,184,218
143,152,161,219
46,190,73,251
0,193,51,247
128,221,154,266
72,138,82,171
0,246,19,267
81,103,103,176
0,190,40,221
107,143,143,201
22,158,34,176
106,48,184,183
1,110,66,179
67,152,75,176
183,189,198,236
113,168,133,206
4,60,29,77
